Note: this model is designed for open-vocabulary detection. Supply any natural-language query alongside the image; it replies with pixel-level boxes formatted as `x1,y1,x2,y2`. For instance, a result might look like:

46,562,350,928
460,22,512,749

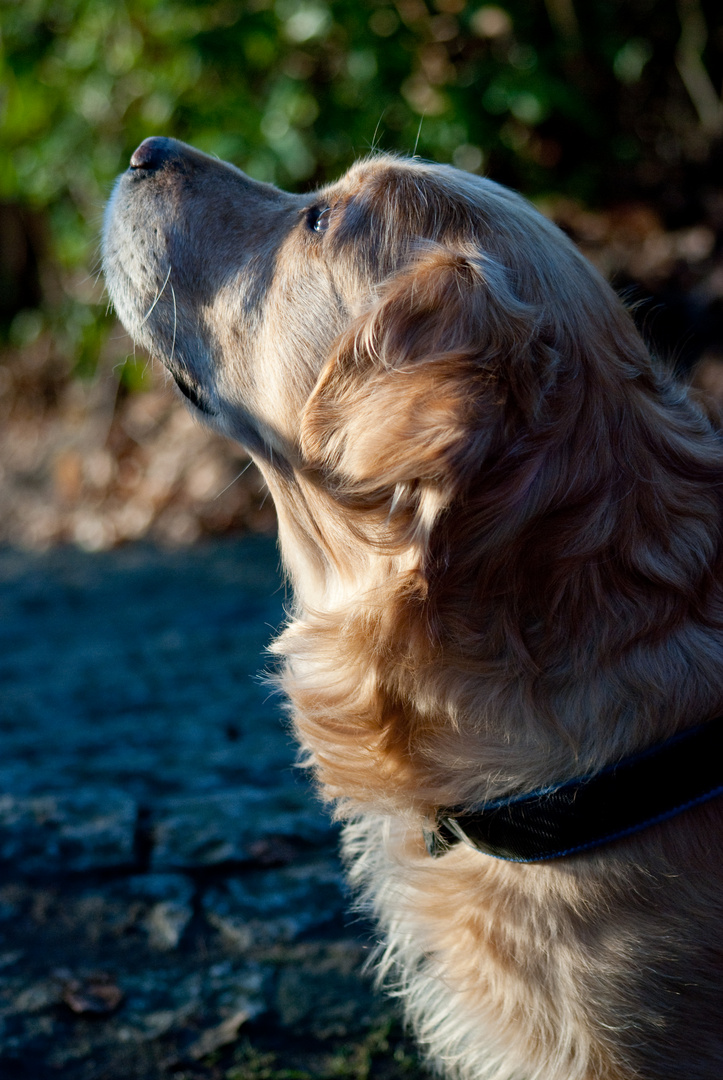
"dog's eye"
307,205,332,234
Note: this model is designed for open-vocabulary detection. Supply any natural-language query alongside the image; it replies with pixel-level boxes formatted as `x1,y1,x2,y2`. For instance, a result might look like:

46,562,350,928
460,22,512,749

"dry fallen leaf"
61,971,124,1015
185,1009,251,1060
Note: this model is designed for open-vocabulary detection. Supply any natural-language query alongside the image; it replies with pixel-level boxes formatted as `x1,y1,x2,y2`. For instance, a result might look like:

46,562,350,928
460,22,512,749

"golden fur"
103,139,723,1079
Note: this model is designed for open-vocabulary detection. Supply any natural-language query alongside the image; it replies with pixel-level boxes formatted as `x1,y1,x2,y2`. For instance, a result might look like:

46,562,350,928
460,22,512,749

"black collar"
426,717,723,861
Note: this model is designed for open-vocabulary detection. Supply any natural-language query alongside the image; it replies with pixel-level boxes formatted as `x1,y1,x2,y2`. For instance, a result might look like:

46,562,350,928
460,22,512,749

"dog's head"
103,139,654,557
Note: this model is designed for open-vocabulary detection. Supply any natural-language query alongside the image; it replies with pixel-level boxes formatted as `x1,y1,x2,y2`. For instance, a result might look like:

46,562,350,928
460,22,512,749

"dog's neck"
258,397,723,820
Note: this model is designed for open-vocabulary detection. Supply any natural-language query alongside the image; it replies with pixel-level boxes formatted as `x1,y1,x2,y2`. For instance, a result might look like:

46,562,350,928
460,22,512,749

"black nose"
129,136,179,171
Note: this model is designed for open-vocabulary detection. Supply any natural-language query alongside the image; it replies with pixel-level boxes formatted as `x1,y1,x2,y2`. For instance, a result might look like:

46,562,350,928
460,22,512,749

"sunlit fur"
104,141,723,1080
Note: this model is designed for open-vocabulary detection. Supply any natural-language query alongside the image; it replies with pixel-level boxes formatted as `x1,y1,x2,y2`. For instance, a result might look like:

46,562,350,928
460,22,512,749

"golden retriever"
103,137,723,1080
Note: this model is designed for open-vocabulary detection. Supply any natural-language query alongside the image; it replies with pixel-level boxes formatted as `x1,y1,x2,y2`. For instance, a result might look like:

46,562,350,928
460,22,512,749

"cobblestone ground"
0,539,431,1080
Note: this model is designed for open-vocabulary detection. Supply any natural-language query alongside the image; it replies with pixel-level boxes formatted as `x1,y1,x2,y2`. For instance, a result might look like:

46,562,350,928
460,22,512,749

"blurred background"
1,0,723,550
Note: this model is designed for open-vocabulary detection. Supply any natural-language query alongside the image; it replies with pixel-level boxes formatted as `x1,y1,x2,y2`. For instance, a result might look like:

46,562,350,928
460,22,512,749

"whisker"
214,459,254,499
413,113,425,158
139,263,172,327
169,282,178,365
370,111,386,154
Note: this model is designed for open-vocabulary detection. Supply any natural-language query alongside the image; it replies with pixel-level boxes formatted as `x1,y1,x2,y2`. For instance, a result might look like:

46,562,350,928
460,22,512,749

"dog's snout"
129,136,179,172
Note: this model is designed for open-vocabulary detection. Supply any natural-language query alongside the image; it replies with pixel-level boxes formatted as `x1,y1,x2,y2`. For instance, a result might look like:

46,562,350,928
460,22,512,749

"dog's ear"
300,245,537,503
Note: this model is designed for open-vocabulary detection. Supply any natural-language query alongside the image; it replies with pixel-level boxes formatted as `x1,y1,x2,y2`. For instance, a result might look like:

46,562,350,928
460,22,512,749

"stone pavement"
0,539,430,1079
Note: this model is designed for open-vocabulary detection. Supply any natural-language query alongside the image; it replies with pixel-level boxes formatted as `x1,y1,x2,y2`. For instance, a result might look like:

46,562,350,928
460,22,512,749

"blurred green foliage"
1,0,721,374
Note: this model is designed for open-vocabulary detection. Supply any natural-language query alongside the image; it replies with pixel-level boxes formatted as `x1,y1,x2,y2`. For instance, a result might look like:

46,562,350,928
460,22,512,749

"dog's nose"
129,136,178,171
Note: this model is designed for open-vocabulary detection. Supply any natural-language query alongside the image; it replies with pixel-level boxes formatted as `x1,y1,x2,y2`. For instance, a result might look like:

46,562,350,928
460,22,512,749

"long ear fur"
299,242,723,652
299,246,540,536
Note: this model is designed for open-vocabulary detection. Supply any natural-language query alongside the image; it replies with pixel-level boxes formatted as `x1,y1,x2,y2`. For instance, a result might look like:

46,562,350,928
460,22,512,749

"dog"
103,137,723,1080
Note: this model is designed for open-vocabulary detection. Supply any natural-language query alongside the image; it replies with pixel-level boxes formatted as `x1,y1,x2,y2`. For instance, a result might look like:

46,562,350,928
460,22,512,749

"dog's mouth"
170,367,216,416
